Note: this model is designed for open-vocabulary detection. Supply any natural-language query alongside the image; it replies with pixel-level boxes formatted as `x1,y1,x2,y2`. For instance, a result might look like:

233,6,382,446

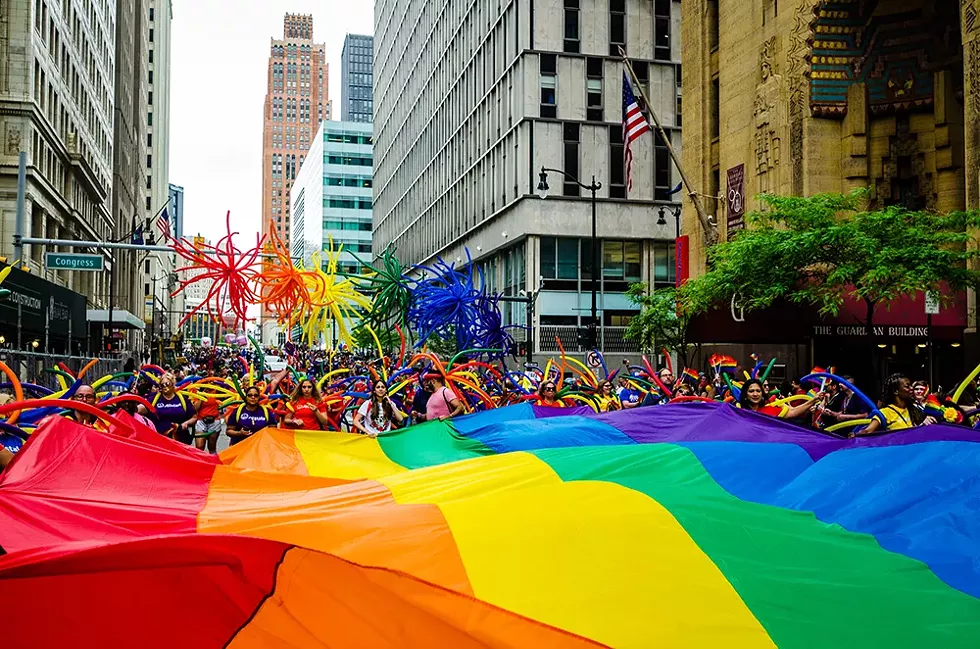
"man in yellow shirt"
861,373,936,434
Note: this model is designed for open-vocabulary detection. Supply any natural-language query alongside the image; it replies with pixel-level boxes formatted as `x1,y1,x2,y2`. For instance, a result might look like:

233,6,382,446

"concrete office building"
260,14,331,328
274,120,373,346
109,0,151,346
373,0,684,359
341,34,374,123
144,0,178,342
0,0,116,316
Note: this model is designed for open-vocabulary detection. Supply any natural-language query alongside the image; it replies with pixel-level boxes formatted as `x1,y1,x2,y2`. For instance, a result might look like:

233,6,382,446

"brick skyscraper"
260,14,330,333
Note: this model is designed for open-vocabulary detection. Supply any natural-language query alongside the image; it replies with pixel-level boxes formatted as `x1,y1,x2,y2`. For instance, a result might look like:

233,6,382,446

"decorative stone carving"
4,124,21,156
788,2,818,195
754,38,785,195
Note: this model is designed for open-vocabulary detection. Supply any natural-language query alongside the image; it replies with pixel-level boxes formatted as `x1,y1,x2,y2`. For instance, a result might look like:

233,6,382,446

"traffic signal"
576,325,597,349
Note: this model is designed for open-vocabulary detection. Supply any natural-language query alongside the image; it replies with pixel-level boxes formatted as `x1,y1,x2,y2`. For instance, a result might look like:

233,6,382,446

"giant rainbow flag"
1,402,979,648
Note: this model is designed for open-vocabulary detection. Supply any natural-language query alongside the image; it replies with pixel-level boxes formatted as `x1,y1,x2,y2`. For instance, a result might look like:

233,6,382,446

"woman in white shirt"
353,380,406,437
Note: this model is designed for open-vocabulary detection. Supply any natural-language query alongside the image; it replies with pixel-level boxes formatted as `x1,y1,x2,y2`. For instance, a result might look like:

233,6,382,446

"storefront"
0,263,87,354
687,292,967,395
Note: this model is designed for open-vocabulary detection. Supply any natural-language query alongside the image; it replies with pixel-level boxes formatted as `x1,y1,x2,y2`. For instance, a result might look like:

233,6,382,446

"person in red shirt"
193,397,223,453
738,378,824,419
284,379,330,430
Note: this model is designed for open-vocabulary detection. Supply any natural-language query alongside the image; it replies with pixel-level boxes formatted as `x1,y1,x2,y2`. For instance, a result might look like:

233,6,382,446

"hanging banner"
726,164,746,235
675,235,690,287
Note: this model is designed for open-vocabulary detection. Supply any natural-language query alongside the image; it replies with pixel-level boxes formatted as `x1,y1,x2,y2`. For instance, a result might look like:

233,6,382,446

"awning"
86,309,145,330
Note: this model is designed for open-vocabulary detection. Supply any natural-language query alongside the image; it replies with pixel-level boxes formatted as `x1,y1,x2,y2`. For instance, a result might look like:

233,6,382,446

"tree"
351,324,402,357
679,191,980,382
625,285,696,368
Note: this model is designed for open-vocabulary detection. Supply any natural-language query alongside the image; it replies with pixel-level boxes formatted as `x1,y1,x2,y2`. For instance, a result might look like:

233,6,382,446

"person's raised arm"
782,392,826,419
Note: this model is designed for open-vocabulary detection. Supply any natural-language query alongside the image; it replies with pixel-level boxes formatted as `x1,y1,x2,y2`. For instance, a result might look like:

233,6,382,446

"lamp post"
537,167,602,348
657,205,681,239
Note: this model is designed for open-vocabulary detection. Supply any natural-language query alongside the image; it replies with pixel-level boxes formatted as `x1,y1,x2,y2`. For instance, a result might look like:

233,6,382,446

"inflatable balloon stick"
166,211,264,329
300,243,374,348
255,224,325,329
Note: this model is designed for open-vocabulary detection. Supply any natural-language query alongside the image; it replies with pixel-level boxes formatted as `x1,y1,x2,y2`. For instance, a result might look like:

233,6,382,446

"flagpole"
619,47,717,244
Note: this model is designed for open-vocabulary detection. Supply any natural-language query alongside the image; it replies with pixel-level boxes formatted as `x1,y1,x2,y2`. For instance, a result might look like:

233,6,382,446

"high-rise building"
112,0,151,346
291,121,373,270
0,0,116,312
261,14,331,328
261,15,331,245
341,34,374,123
373,0,683,361
145,0,176,343
274,121,373,346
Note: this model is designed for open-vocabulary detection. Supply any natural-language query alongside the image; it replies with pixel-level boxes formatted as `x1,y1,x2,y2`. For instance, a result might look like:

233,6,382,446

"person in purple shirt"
144,374,198,442
225,387,277,446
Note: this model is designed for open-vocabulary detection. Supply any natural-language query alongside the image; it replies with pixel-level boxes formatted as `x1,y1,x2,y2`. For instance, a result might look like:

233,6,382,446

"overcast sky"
169,0,374,244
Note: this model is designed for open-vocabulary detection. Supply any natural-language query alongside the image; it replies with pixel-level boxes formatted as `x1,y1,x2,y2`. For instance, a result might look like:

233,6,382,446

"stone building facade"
682,0,975,272
0,0,116,307
680,0,980,381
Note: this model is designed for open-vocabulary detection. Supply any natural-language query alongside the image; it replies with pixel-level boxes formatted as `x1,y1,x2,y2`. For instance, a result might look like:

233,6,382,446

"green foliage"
423,326,459,358
625,285,694,366
679,191,980,328
351,324,401,356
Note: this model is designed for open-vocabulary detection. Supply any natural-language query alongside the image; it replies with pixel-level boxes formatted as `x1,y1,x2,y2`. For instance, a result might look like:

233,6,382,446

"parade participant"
284,379,330,430
861,373,936,434
66,385,109,432
595,380,622,412
426,373,464,420
410,366,431,423
912,380,930,405
353,380,406,437
226,387,277,445
821,375,869,427
739,378,825,419
536,381,561,407
658,367,676,390
146,373,198,442
0,446,12,470
616,377,641,409
193,397,223,453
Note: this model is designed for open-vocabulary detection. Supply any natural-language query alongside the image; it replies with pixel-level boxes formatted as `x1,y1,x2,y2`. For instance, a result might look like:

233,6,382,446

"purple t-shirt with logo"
228,406,276,433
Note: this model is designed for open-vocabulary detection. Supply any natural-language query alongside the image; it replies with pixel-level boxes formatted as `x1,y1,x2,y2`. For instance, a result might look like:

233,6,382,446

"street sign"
925,291,940,316
45,252,104,272
586,350,603,368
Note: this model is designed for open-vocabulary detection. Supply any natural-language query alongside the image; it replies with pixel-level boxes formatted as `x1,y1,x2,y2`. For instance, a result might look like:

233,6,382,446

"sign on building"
726,164,745,236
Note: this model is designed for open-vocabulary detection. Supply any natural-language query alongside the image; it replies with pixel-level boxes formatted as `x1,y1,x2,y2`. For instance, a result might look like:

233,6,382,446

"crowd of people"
1,341,974,472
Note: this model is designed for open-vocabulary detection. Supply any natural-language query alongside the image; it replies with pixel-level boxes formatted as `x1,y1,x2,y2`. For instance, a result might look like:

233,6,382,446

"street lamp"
537,166,602,348
657,205,682,239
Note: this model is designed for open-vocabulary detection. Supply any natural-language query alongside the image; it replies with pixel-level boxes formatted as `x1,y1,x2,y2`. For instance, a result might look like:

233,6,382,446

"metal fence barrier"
0,351,124,388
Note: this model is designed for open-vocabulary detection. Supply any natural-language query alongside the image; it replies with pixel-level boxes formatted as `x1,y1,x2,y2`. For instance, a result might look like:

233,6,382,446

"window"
609,126,625,198
708,0,719,51
675,95,682,127
540,54,557,118
149,28,154,42
610,0,626,55
586,57,603,122
654,0,671,60
632,61,649,107
563,123,580,197
145,259,150,274
564,0,580,53
653,241,677,288
147,133,152,147
655,131,672,200
711,78,720,138
146,154,152,168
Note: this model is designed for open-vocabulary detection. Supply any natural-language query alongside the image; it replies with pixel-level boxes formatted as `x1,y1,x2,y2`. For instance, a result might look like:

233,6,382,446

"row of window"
323,220,372,231
326,133,372,145
562,0,672,59
325,155,372,167
324,198,372,210
539,54,681,128
325,176,373,188
558,121,674,200
540,237,676,286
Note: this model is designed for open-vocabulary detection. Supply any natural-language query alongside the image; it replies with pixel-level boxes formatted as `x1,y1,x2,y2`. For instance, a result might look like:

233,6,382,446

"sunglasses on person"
246,391,261,398
543,386,556,392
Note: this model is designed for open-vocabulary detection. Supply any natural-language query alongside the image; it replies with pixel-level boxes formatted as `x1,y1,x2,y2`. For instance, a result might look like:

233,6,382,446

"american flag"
622,70,650,192
157,207,171,239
